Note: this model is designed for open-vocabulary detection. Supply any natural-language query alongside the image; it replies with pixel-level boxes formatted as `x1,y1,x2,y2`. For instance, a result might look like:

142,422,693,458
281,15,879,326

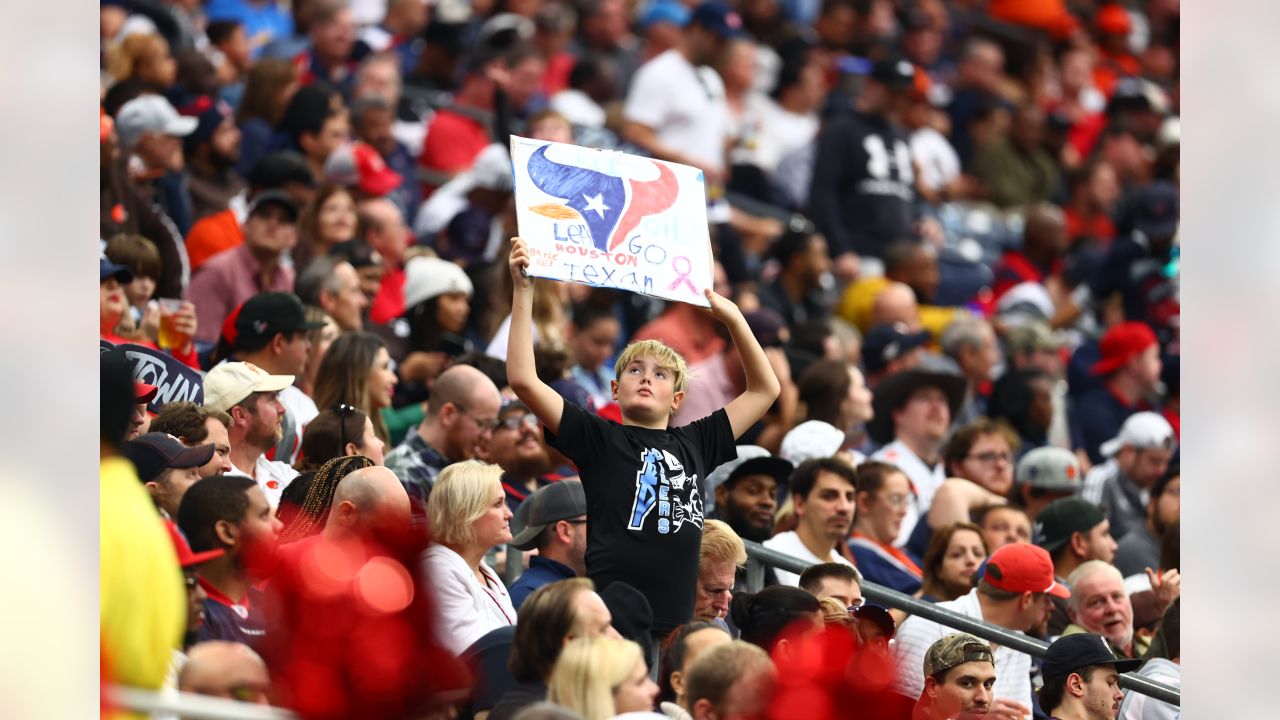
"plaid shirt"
385,430,451,504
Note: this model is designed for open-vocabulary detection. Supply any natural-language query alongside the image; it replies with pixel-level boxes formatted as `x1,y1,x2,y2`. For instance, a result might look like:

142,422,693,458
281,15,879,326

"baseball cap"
1099,411,1176,459
1089,322,1157,376
164,520,225,567
403,256,474,311
325,141,404,197
247,189,301,221
1015,447,1082,492
994,283,1055,325
510,480,587,550
870,57,918,90
1042,633,1142,680
640,0,690,28
1034,497,1108,553
203,361,294,413
177,95,234,152
706,446,794,495
744,309,788,349
249,151,316,191
1131,181,1179,239
1095,5,1132,35
779,420,845,466
862,322,931,375
234,292,326,347
982,543,1070,598
123,432,217,483
689,2,744,38
115,95,199,148
923,632,995,677
1003,321,1063,356
134,382,159,404
101,255,135,284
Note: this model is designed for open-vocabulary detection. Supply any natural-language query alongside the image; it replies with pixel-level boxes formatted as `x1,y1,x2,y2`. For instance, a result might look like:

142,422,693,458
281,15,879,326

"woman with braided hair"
277,455,375,544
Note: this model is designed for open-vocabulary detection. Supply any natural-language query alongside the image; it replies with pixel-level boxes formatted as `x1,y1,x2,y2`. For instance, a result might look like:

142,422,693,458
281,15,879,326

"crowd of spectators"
99,0,1180,718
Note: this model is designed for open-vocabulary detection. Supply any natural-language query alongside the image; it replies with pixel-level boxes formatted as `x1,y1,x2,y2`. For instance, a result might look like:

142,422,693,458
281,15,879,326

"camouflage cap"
923,633,995,678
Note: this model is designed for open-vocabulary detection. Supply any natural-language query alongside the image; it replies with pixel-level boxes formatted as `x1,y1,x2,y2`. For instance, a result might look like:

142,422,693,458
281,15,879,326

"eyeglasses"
454,402,499,432
184,574,199,590
967,451,1013,464
498,413,540,431
334,403,358,450
879,493,910,509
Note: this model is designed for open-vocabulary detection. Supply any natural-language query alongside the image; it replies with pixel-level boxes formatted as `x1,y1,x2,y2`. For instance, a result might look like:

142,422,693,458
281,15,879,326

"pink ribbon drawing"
667,256,697,294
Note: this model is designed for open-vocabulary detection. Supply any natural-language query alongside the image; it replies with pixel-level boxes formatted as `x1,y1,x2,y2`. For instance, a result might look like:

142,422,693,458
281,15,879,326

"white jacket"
422,544,517,655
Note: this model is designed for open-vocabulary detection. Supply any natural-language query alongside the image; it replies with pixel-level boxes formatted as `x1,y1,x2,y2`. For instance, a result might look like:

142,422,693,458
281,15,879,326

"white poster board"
510,136,714,307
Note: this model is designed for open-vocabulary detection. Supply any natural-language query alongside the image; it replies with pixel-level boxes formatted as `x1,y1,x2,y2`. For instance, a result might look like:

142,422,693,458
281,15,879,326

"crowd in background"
98,0,1180,718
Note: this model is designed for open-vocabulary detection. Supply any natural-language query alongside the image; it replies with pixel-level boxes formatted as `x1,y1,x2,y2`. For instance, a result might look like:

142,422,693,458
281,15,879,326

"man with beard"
203,361,298,508
180,96,245,221
763,458,857,587
1039,633,1141,720
1064,561,1148,660
508,481,589,609
706,446,792,589
177,474,283,650
483,400,559,514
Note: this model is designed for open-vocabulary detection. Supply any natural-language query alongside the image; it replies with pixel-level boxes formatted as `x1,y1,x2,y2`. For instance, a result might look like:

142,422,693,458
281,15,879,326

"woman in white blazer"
423,460,517,655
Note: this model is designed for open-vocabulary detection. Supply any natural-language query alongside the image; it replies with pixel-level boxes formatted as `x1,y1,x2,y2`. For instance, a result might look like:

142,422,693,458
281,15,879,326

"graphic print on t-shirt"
627,448,703,534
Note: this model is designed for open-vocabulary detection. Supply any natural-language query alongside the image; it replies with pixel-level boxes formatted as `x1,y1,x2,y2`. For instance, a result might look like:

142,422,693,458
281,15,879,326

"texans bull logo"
527,144,679,253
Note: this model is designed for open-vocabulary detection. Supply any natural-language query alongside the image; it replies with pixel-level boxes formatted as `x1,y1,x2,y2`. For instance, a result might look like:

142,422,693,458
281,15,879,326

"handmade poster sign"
103,341,205,413
511,136,714,307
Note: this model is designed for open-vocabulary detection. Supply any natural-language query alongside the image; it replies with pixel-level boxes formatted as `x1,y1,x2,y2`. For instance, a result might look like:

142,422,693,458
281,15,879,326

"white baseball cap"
115,95,198,149
780,420,845,466
402,256,474,311
203,362,294,413
1100,411,1176,458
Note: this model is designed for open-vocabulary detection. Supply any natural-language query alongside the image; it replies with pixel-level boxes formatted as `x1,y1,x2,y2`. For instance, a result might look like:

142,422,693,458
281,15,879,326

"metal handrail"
742,540,1180,707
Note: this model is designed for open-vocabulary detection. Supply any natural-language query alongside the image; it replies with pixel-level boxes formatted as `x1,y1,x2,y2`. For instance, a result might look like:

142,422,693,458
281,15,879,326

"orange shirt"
185,208,244,273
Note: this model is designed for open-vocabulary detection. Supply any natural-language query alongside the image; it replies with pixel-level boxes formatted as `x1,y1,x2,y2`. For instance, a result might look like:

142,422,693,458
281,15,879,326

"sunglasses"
335,403,358,450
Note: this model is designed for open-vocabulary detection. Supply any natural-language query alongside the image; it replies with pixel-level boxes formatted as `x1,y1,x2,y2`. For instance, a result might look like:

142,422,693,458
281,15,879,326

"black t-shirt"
808,110,916,259
545,402,736,633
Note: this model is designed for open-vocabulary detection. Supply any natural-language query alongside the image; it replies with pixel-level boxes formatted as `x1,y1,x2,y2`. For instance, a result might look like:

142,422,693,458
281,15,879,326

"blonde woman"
422,460,515,655
548,636,659,720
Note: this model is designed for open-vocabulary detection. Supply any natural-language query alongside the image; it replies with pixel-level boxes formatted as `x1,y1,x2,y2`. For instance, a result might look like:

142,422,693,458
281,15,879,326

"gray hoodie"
1117,657,1180,720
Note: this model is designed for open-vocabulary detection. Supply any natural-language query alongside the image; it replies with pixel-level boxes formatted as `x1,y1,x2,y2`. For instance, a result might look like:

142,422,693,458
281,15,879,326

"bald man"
179,641,271,704
872,282,923,331
325,465,412,539
384,364,502,501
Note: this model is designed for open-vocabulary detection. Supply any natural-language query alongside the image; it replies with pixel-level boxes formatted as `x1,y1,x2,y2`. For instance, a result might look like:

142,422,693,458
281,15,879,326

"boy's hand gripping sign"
511,136,714,307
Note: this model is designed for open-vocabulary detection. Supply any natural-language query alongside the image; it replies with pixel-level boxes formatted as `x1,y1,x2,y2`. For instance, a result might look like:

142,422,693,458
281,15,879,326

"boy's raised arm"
506,237,565,435
706,289,781,439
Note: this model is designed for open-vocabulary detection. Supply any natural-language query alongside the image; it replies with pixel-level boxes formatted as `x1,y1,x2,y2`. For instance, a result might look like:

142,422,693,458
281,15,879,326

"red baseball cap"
164,520,225,568
325,142,403,197
1095,5,1131,35
982,543,1070,598
1089,322,1157,376
134,382,158,404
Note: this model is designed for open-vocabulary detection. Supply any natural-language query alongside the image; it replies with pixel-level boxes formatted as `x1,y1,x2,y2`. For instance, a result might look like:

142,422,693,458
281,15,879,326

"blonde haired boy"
507,236,779,635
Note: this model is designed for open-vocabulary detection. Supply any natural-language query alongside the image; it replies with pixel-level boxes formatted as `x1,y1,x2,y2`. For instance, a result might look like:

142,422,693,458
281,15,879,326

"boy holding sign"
507,236,780,636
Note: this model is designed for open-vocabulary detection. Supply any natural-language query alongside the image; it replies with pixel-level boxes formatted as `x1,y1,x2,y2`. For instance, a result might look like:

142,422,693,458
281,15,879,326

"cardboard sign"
511,136,714,307
112,342,205,412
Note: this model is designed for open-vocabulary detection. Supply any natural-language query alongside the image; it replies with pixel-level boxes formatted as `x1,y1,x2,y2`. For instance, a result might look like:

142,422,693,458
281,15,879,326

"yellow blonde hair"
547,636,644,720
700,519,747,568
427,460,503,547
613,339,689,393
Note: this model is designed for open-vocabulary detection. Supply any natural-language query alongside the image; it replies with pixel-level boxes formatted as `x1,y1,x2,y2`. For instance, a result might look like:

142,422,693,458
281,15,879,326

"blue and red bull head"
526,144,679,253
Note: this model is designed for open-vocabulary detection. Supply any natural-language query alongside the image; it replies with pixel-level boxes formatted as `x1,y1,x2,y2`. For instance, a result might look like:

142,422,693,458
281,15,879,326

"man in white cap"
203,361,298,508
1081,412,1175,540
116,94,200,234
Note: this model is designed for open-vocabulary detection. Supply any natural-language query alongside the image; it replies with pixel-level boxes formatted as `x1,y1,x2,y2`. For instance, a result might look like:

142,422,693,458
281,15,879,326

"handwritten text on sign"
511,136,713,306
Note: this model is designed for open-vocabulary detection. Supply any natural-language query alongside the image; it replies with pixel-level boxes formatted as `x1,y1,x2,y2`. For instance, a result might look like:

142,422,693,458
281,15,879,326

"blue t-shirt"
195,580,266,650
1069,386,1142,464
204,0,295,59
